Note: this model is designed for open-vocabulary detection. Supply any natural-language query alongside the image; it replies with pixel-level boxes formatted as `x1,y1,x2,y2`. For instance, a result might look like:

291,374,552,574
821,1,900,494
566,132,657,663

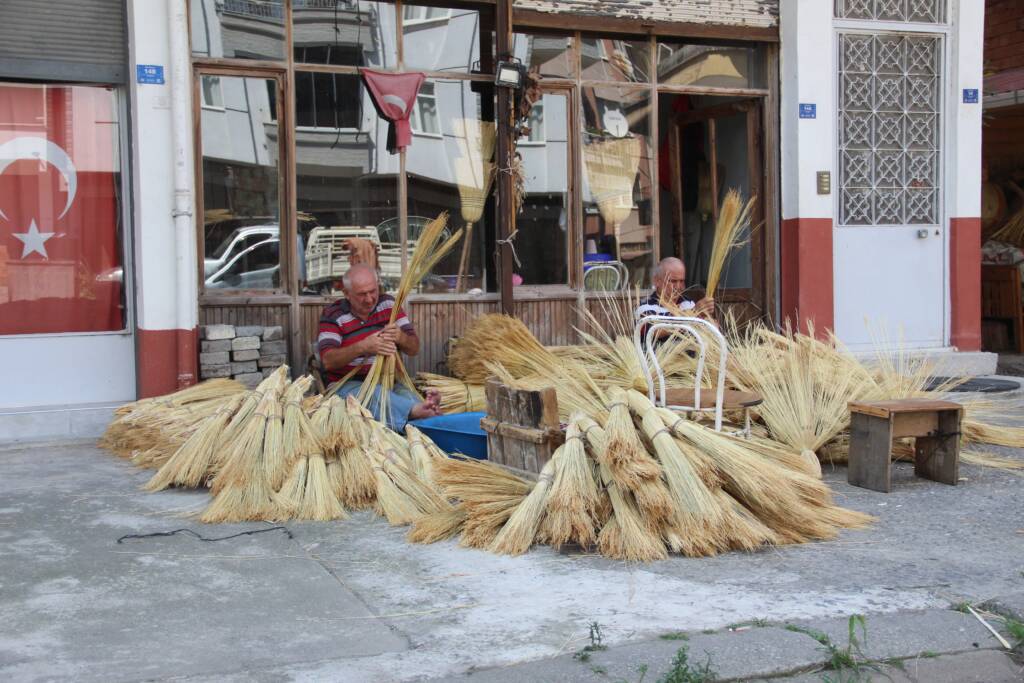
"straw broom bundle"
408,505,469,544
379,447,452,517
576,415,668,562
603,389,671,515
290,452,348,521
281,377,325,468
625,390,726,556
704,190,756,300
545,420,600,549
453,122,496,294
416,372,486,413
449,314,553,383
263,397,287,491
356,213,464,426
372,448,423,525
489,456,557,556
433,455,533,549
583,136,643,240
405,425,440,489
334,396,376,509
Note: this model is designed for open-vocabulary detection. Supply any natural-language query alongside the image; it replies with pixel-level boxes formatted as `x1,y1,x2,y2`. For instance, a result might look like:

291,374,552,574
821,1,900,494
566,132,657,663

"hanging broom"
453,121,496,293
583,136,642,267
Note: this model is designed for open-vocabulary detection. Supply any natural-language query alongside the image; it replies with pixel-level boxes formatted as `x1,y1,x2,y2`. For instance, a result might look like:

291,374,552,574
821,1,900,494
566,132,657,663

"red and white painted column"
127,0,199,398
779,0,834,337
948,1,984,352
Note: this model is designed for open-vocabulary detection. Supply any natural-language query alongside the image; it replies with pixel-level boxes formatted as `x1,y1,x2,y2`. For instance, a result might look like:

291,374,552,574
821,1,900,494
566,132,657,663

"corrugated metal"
0,0,127,83
513,0,778,28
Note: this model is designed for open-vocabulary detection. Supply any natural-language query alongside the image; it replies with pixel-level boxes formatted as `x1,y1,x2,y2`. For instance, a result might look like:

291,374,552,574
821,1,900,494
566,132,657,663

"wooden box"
480,378,564,474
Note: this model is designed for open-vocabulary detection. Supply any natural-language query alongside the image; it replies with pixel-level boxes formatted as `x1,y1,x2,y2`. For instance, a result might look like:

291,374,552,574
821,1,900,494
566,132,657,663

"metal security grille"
835,0,945,23
838,32,941,226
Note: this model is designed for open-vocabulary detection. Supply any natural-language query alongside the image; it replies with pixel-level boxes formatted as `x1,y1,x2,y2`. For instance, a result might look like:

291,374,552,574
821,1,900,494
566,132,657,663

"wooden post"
848,412,894,493
495,0,515,315
914,407,961,486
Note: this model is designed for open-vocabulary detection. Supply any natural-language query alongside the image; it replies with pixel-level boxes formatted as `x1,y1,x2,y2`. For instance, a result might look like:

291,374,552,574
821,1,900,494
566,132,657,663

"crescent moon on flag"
0,136,78,221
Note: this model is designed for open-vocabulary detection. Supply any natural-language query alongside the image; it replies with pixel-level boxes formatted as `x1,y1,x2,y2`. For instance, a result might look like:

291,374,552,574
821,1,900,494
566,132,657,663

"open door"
668,98,765,322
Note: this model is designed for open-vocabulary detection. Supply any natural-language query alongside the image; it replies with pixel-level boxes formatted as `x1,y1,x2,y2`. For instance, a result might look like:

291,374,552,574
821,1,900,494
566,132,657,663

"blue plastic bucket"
410,411,488,459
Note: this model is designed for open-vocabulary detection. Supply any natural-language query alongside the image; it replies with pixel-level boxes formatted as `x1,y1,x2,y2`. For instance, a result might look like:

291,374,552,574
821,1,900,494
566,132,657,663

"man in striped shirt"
318,264,441,430
635,257,715,338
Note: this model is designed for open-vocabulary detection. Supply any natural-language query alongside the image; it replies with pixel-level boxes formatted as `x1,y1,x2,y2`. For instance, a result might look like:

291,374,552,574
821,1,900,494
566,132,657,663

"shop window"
410,82,440,136
291,2,398,69
201,76,225,109
295,71,361,129
295,77,398,296
516,93,569,286
198,75,282,292
581,37,651,83
656,42,766,90
402,4,495,75
512,33,574,79
0,83,127,335
407,79,496,293
190,0,285,61
580,85,654,287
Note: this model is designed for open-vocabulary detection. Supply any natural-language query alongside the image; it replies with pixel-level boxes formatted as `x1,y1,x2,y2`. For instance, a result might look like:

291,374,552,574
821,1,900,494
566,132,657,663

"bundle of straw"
490,456,557,555
545,419,600,549
356,212,463,426
417,372,486,413
704,189,756,299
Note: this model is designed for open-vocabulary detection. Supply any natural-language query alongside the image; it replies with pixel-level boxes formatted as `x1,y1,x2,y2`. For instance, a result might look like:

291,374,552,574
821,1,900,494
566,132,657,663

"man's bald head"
342,264,381,319
652,257,686,299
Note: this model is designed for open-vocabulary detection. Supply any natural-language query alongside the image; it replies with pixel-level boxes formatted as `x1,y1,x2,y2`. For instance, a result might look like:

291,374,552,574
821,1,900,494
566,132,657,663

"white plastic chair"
633,314,759,435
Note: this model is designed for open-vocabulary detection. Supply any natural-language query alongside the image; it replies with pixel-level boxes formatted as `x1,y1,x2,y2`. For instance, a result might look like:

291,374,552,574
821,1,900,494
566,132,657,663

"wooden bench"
848,399,963,493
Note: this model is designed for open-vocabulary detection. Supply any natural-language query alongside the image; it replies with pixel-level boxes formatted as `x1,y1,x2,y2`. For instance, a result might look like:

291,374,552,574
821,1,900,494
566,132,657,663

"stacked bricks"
200,324,287,388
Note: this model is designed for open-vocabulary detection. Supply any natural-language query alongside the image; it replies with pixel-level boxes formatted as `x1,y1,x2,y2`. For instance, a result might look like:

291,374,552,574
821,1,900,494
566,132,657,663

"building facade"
0,0,984,440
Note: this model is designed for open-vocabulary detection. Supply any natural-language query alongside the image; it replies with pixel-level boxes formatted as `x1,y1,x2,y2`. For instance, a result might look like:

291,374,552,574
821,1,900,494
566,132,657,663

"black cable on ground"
116,526,293,544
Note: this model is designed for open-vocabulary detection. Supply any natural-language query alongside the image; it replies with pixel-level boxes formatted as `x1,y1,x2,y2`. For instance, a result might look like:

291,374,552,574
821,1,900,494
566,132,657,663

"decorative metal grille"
835,0,945,23
838,33,940,226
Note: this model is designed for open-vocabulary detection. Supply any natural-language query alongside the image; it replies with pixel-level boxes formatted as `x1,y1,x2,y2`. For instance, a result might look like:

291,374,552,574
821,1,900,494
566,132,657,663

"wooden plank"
891,412,939,439
849,399,962,418
848,412,894,493
914,409,960,486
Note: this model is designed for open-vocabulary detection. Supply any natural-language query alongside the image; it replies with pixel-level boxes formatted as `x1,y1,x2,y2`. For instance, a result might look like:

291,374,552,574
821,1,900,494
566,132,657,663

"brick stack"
199,325,287,388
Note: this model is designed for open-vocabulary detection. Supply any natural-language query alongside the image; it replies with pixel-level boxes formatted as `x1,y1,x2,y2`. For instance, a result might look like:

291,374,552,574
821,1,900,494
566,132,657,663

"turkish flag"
0,84,124,335
361,69,425,153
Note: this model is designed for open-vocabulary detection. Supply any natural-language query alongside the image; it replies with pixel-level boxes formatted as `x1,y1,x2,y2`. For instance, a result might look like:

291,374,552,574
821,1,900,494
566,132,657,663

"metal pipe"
168,0,197,387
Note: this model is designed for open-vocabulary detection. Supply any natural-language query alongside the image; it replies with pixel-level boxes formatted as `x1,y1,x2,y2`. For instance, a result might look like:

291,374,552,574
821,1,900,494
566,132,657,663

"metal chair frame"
583,261,629,291
633,314,751,435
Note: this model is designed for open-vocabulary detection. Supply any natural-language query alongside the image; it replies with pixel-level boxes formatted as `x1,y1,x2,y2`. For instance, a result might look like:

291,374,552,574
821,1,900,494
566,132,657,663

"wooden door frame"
669,97,768,318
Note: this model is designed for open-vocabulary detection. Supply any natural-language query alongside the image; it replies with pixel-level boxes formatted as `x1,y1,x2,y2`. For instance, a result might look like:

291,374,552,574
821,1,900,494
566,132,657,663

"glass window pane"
517,93,569,285
296,78,398,296
512,33,574,79
200,76,282,291
0,84,126,334
292,1,398,68
407,79,496,293
656,42,766,90
581,37,651,83
402,4,495,75
190,0,285,61
581,86,654,287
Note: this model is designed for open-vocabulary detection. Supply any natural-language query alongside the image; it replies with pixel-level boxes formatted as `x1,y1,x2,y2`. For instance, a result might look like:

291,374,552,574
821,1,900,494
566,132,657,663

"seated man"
318,264,441,431
635,257,715,335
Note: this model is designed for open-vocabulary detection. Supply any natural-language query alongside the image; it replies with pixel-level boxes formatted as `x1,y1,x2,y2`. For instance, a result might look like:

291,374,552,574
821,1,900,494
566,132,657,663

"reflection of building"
1,0,994,441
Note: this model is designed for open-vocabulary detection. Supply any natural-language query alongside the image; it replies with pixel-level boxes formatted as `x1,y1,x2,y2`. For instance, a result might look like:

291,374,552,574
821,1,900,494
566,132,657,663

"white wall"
948,0,983,220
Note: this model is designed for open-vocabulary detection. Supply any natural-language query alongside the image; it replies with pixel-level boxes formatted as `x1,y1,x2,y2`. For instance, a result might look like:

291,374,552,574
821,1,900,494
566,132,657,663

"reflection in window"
295,71,361,129
200,76,282,291
190,0,285,61
516,93,569,286
291,1,397,69
581,86,654,287
201,76,224,108
402,4,495,75
295,77,397,295
512,33,574,79
581,37,650,83
656,42,765,90
407,80,495,293
410,82,439,135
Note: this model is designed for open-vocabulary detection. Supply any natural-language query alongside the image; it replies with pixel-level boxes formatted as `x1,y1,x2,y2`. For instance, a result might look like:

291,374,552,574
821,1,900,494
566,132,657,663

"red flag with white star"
0,84,124,334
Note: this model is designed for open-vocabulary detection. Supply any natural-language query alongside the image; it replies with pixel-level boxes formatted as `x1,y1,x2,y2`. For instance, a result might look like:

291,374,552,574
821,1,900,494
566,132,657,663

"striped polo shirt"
317,294,415,382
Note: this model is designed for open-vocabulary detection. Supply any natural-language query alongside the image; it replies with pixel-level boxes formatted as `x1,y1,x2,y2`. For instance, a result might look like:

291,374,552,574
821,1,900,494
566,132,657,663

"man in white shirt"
635,257,715,323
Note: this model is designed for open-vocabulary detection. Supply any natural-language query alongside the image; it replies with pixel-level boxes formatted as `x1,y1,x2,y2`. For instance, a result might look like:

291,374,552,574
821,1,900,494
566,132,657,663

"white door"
0,83,135,409
834,30,947,350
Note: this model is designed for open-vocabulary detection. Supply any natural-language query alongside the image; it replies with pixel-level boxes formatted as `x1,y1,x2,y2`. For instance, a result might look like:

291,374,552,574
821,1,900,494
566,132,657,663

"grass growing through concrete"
573,621,608,663
657,644,717,683
659,632,689,641
786,615,883,683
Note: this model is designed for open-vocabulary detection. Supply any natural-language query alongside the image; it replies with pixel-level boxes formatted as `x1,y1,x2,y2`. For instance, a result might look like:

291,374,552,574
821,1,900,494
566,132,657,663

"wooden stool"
848,399,963,493
480,378,564,475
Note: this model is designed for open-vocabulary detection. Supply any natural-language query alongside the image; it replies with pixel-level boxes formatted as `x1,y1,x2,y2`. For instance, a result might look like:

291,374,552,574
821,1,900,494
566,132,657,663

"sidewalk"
1,432,1022,682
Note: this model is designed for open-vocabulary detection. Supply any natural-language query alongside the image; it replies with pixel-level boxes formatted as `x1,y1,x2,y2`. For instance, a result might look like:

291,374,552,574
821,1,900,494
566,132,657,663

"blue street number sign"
799,103,816,119
963,88,979,104
137,65,165,85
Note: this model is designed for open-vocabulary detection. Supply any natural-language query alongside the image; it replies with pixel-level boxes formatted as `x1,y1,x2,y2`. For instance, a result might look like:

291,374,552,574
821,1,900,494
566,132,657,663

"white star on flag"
12,219,56,259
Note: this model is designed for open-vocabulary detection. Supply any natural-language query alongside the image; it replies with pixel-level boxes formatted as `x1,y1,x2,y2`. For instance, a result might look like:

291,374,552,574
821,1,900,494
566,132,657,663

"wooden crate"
480,378,564,474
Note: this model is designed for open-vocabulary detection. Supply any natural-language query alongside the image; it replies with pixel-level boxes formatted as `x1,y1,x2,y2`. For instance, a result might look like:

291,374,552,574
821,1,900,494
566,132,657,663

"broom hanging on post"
454,120,496,293
583,136,642,269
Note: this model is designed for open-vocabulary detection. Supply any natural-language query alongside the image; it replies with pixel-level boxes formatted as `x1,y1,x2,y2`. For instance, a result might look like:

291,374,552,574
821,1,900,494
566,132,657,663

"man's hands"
694,297,715,319
362,324,405,357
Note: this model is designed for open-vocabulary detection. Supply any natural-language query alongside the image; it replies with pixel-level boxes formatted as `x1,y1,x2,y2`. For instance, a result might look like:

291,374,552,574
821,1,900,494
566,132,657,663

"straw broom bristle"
406,425,440,490
604,388,663,487
372,454,421,525
705,189,756,299
460,496,527,549
200,407,280,523
275,455,308,518
408,506,468,544
489,455,557,556
263,399,287,491
546,420,600,549
282,377,324,465
295,453,348,521
417,372,486,413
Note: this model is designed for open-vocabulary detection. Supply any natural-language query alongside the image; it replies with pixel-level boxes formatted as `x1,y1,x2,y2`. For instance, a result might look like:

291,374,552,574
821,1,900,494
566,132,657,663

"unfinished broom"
545,419,600,549
704,189,756,300
490,456,557,556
